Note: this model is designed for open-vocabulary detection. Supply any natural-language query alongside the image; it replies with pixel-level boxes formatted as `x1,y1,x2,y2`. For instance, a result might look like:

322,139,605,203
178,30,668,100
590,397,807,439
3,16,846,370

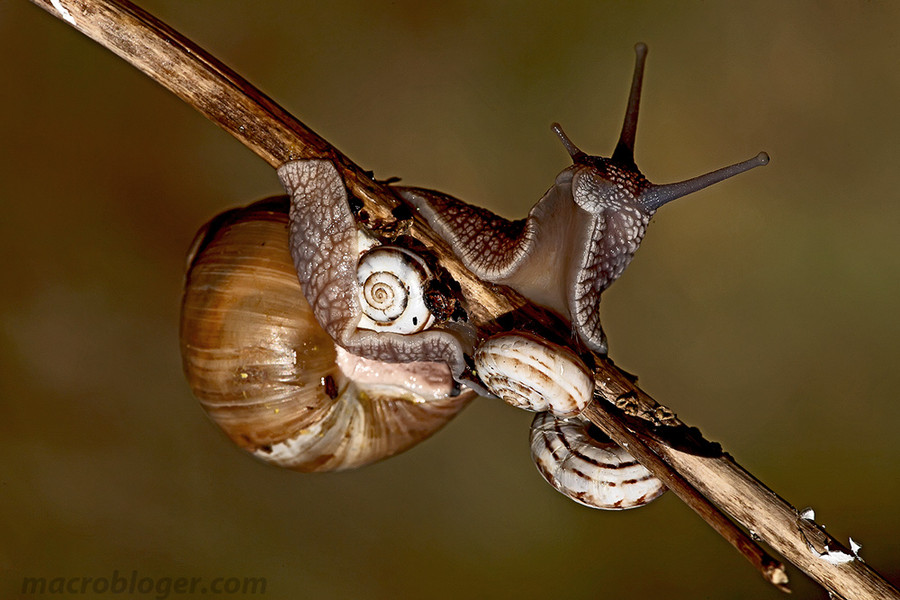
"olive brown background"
2,1,899,598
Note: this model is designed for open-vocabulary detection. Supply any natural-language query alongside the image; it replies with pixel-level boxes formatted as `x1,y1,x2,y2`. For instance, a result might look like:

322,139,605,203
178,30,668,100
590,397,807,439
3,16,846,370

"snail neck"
496,169,593,318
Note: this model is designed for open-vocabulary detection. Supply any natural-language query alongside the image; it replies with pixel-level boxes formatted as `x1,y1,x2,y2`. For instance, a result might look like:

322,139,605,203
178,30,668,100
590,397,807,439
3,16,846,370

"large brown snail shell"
179,197,474,472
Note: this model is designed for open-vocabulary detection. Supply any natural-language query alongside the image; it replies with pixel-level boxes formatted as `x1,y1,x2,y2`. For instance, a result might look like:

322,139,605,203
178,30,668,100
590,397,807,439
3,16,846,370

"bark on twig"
27,0,900,597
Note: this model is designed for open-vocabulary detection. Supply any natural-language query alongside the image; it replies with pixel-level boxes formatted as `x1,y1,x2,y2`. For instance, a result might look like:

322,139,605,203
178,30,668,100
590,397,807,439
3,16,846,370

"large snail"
181,44,766,507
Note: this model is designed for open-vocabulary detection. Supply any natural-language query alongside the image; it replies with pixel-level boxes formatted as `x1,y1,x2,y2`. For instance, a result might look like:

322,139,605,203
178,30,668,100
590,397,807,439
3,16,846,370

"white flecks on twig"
50,0,76,25
849,538,863,559
798,506,862,565
813,544,856,565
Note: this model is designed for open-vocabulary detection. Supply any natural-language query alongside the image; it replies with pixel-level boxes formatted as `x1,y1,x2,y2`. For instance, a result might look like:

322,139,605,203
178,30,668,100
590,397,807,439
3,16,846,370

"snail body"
399,44,767,357
274,44,766,507
277,45,765,421
179,198,474,472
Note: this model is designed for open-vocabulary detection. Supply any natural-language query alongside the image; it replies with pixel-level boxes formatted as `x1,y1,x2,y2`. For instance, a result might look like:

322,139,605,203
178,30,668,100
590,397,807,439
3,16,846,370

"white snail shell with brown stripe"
530,412,666,510
473,333,594,418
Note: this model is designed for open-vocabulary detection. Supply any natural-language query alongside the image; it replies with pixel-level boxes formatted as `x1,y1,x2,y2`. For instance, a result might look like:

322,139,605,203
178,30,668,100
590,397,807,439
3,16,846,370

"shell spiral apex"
356,246,435,334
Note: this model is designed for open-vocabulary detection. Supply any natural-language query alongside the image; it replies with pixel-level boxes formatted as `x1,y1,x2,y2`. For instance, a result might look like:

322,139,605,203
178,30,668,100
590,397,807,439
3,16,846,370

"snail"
398,43,767,357
274,44,766,507
278,160,476,381
182,44,767,507
530,412,667,510
278,44,766,422
179,198,475,472
473,332,594,418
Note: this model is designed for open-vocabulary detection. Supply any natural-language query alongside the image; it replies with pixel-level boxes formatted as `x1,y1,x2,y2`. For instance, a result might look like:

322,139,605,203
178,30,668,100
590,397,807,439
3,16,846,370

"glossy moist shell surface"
179,198,472,472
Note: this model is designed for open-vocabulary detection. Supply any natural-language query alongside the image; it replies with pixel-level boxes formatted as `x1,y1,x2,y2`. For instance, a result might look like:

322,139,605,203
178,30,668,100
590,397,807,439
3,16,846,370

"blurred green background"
3,1,899,598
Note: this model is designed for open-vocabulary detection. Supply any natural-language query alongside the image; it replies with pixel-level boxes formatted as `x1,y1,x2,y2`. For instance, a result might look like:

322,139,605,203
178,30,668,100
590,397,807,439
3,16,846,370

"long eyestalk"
611,42,648,168
640,152,769,211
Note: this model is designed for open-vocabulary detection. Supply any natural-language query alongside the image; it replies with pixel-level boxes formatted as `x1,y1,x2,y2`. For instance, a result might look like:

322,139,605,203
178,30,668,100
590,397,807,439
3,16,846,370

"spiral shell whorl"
474,332,593,418
362,272,406,320
530,412,666,510
356,246,434,334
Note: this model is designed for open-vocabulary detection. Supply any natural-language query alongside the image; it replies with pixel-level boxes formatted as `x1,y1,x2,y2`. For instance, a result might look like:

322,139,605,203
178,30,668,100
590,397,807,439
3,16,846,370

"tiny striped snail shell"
179,198,475,472
473,332,593,418
530,412,666,510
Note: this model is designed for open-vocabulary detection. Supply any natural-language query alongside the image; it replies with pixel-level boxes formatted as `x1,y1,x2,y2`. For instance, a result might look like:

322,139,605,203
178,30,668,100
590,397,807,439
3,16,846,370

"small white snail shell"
356,246,435,334
530,411,667,510
473,332,593,418
180,198,474,472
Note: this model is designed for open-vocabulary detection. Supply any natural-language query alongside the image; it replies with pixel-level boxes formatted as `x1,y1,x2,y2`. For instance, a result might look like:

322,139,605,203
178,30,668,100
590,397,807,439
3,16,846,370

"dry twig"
26,0,900,597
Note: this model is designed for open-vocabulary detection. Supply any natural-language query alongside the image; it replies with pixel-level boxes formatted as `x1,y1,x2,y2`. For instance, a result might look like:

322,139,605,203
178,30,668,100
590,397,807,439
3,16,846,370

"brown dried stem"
27,0,900,598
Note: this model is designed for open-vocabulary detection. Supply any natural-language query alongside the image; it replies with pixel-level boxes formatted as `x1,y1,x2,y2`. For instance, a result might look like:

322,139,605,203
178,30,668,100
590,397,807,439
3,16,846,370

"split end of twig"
762,557,792,594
